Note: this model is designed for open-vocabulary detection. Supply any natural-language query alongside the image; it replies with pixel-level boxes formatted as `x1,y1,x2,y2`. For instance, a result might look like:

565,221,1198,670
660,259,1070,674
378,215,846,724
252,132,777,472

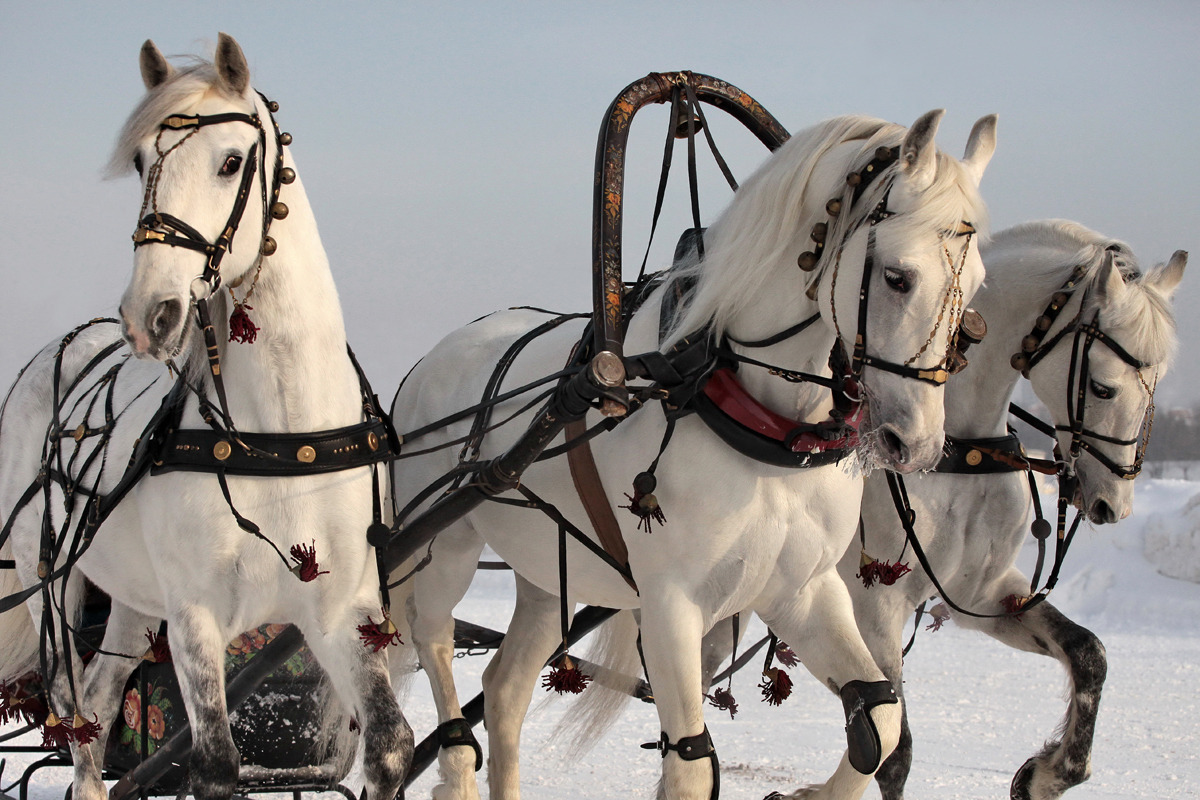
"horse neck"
944,246,1064,438
185,160,360,432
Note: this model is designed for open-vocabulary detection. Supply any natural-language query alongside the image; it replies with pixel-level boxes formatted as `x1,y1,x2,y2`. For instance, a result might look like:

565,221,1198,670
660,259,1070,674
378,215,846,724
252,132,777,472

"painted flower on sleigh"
146,704,166,739
122,689,141,730
227,629,267,657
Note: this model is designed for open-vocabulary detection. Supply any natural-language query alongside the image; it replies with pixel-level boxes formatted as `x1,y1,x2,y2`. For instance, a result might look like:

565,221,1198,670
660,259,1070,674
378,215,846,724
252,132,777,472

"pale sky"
3,1,1198,404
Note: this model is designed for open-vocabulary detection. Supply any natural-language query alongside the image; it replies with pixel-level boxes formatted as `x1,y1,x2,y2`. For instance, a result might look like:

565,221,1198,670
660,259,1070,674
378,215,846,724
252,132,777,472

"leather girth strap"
565,418,637,591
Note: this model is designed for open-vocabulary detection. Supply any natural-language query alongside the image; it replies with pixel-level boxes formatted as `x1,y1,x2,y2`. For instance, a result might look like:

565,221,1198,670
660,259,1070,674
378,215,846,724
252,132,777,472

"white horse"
0,35,411,800
844,220,1185,800
391,110,997,800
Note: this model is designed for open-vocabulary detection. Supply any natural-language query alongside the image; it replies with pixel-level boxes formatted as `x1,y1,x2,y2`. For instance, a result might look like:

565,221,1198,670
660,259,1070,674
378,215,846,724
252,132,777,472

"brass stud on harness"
297,445,317,463
270,202,289,220
37,562,48,580
367,432,380,452
279,167,296,185
73,424,87,442
966,449,983,466
213,441,232,461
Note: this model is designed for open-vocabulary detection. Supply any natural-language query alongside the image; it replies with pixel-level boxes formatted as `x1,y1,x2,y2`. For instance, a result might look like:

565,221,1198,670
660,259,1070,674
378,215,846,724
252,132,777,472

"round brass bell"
1021,334,1039,353
260,236,277,256
672,109,704,139
213,441,232,461
825,198,842,217
279,167,296,184
1052,292,1069,306
270,202,289,220
797,251,819,272
297,445,316,463
279,132,293,146
268,100,280,113
1035,314,1052,331
1010,352,1029,371
846,172,862,187
810,222,828,244
876,146,894,161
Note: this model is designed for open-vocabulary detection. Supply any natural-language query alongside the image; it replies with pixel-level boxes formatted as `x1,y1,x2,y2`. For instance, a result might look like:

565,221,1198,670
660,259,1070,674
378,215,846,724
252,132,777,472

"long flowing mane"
989,220,1177,367
661,114,989,346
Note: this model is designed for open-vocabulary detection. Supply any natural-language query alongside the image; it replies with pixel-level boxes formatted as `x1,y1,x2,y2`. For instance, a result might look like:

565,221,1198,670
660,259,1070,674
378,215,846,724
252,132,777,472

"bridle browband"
1010,260,1156,480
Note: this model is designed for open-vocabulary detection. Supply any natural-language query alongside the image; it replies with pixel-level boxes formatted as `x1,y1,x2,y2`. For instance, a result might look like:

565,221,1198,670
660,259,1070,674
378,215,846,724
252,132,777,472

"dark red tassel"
228,303,259,344
1001,594,1029,617
619,472,666,533
759,667,793,706
774,641,799,668
541,654,591,695
357,609,403,652
40,712,73,748
856,550,911,588
143,628,172,663
349,717,360,733
289,540,329,582
1,676,47,727
706,687,739,719
70,713,102,745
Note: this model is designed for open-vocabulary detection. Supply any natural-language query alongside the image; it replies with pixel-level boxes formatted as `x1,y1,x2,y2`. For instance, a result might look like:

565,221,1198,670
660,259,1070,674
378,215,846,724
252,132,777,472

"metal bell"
1021,334,1039,353
260,236,277,256
1035,314,1052,331
1052,292,1069,307
876,146,894,161
825,198,842,217
797,251,819,272
270,202,289,220
959,308,987,346
279,167,296,184
279,132,293,146
845,172,862,187
673,107,704,139
810,222,828,244
1010,352,1029,372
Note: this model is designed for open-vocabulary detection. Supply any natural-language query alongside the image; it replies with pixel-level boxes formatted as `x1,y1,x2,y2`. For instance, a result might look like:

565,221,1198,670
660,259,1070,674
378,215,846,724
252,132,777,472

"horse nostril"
1090,498,1118,525
150,298,183,344
880,426,910,466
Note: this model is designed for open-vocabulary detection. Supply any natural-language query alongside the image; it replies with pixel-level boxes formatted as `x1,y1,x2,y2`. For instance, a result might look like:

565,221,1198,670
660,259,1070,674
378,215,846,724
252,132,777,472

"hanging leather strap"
565,418,634,588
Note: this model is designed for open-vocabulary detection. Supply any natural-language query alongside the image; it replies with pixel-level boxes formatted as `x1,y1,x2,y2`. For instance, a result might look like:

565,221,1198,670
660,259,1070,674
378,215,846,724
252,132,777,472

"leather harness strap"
565,418,636,590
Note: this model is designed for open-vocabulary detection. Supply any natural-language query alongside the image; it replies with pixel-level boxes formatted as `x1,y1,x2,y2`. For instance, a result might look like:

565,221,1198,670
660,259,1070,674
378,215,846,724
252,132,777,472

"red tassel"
759,667,793,706
41,712,73,748
541,654,591,695
228,303,259,344
706,687,739,719
774,641,800,668
348,717,360,733
1,676,48,727
143,628,172,663
289,540,329,582
357,609,403,652
1001,593,1029,617
619,472,666,533
856,550,911,588
70,713,102,745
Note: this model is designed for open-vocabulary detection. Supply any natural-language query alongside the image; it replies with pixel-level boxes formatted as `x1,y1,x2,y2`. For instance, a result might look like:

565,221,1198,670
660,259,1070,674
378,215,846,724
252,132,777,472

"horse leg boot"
302,612,413,800
483,574,568,800
73,602,164,800
851,603,916,800
169,605,241,800
639,594,715,800
405,526,487,800
757,570,902,800
958,577,1106,800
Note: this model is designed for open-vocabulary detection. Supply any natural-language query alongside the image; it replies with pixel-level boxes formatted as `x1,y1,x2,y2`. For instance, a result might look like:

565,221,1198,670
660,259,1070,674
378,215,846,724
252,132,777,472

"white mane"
661,114,989,346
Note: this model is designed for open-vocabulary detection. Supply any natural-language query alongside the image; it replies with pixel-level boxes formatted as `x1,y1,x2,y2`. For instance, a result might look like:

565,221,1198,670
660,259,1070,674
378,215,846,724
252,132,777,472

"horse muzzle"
120,295,187,361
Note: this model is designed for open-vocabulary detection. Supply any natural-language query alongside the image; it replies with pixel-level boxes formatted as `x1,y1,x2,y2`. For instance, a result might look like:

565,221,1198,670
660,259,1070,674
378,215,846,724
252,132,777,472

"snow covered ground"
4,477,1200,799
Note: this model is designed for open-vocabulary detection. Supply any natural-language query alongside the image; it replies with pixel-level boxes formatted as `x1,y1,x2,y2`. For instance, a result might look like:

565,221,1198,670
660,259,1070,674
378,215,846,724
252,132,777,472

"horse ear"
214,32,251,97
1151,250,1188,299
140,40,174,90
900,109,945,193
961,114,998,187
1093,249,1127,305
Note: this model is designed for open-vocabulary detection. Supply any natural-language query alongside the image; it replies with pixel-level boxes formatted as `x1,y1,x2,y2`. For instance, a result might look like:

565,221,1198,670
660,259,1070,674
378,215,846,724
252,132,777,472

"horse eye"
133,153,144,177
219,155,243,177
1090,380,1117,400
884,267,910,293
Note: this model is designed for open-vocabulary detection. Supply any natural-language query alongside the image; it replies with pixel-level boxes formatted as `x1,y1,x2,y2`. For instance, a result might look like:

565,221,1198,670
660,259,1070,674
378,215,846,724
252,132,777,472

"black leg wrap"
642,727,720,799
840,679,899,775
436,717,483,772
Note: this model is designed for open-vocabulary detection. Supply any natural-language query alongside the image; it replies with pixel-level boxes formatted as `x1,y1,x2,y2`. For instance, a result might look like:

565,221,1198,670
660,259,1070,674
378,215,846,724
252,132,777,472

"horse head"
1027,244,1186,523
114,34,282,362
816,110,997,472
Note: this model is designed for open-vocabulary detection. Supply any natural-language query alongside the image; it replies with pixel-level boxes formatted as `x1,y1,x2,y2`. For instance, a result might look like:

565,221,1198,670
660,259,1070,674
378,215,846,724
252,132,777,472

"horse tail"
550,609,642,758
0,539,40,681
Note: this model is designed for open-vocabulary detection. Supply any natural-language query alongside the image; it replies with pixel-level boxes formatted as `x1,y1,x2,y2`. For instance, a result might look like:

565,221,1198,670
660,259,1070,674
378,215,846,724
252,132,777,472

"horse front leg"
757,569,902,800
404,527,486,800
639,591,714,800
957,574,1106,800
168,604,239,800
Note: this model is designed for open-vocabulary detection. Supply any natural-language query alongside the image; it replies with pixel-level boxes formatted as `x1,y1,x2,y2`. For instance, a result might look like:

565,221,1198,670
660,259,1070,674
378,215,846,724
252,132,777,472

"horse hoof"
1010,757,1037,800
